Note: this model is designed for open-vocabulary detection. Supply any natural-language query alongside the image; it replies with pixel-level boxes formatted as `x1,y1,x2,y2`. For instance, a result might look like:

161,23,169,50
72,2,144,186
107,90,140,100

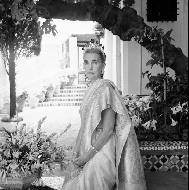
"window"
147,0,177,22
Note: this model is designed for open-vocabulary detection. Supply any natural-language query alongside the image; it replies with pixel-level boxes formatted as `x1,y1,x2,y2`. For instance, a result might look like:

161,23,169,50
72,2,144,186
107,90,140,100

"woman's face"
83,53,104,81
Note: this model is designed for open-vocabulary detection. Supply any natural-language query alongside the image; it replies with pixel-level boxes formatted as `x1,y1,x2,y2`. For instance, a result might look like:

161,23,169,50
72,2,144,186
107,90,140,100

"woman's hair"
83,48,106,64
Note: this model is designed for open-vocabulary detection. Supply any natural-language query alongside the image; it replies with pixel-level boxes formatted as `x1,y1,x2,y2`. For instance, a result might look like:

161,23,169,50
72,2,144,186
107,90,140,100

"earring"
84,73,88,81
100,72,104,78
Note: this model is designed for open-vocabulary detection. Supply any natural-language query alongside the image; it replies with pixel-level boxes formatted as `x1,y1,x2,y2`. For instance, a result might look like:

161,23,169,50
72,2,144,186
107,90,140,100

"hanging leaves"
123,0,135,7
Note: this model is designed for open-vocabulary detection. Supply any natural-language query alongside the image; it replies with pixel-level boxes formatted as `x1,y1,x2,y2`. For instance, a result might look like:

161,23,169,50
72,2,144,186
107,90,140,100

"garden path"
19,106,81,147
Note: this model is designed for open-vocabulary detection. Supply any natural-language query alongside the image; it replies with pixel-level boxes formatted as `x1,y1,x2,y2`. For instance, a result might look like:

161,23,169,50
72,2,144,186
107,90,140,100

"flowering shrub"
123,95,188,141
0,117,70,180
170,102,188,140
123,95,155,129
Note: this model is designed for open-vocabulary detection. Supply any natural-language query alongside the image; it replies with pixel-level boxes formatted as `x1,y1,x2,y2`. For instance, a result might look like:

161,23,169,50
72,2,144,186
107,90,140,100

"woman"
62,45,147,190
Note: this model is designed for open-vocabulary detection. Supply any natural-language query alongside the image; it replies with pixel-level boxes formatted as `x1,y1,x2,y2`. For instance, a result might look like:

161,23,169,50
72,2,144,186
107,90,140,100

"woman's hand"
73,154,88,167
64,150,79,162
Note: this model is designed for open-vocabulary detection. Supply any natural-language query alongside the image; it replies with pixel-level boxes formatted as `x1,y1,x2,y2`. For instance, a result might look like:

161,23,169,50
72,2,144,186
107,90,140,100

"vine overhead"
35,0,188,83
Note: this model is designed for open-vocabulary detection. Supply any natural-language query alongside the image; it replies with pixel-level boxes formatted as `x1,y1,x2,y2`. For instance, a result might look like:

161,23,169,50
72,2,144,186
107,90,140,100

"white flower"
136,101,143,107
131,115,141,127
171,103,182,114
129,106,135,112
170,118,178,126
123,99,130,105
151,119,157,130
142,121,151,130
142,119,157,130
181,102,188,112
156,96,162,102
141,96,151,103
144,103,151,111
182,102,188,107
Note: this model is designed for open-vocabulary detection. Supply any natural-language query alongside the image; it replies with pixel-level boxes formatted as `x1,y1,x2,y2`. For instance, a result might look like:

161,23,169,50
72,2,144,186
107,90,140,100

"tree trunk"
9,44,16,119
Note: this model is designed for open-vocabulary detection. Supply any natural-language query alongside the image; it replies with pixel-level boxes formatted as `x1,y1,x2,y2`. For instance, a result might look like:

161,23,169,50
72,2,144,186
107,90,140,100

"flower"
171,103,183,114
0,117,69,180
142,121,151,130
151,119,157,131
131,115,141,127
170,117,178,127
142,119,157,130
123,94,188,141
141,96,151,103
123,95,153,130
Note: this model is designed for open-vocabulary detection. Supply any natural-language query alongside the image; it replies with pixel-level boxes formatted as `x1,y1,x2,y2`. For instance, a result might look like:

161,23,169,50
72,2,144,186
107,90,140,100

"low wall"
140,141,188,172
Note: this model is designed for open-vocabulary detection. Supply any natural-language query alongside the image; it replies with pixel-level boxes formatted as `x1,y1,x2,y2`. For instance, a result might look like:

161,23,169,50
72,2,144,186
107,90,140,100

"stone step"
53,93,84,98
59,89,86,94
62,85,87,89
47,98,83,102
25,102,82,107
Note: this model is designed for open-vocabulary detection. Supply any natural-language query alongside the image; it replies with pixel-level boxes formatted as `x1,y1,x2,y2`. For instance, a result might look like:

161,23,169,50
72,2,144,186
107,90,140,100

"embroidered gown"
62,79,146,190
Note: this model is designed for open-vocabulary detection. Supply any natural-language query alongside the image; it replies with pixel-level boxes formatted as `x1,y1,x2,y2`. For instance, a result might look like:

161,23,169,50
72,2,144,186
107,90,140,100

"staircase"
26,85,87,108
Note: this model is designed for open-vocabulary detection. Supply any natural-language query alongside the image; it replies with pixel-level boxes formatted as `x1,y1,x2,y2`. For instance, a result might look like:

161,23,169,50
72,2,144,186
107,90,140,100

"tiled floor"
38,170,188,190
38,171,188,190
145,171,188,190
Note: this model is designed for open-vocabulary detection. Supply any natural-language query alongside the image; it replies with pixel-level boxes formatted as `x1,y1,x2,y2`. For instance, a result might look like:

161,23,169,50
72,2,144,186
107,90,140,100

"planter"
0,173,39,190
0,117,23,133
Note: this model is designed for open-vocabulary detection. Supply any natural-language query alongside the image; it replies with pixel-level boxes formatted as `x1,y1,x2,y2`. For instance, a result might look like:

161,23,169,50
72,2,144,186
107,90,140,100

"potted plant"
45,84,54,101
67,74,76,86
0,116,68,190
16,91,29,113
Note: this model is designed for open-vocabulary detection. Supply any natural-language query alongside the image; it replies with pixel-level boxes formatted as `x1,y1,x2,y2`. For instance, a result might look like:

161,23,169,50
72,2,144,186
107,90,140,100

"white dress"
62,79,146,190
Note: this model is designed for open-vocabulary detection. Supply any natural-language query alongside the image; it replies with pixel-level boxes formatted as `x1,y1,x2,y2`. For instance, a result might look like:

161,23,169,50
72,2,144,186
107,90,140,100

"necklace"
87,78,101,87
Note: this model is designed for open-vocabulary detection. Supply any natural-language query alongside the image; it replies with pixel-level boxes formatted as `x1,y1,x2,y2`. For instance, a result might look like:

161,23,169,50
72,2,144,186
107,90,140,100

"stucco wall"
140,0,188,94
104,0,188,95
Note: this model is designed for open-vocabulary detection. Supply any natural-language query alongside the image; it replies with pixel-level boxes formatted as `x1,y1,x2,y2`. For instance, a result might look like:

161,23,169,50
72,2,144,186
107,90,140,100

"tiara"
82,39,105,53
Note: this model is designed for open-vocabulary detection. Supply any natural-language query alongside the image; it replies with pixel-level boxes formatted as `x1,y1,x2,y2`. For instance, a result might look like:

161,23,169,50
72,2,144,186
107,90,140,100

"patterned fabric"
62,79,147,190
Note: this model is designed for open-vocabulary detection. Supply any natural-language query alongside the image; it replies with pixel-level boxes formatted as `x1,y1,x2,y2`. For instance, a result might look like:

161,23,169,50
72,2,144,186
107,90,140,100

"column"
112,35,122,90
69,37,79,75
181,0,188,56
121,41,129,95
104,29,113,81
121,41,142,95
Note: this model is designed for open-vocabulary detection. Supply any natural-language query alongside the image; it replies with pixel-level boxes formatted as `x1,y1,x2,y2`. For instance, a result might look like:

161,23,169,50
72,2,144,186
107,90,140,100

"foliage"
140,28,188,141
0,0,57,72
123,94,188,141
0,117,70,180
143,71,188,106
109,0,135,7
0,0,57,118
122,0,135,7
123,95,157,140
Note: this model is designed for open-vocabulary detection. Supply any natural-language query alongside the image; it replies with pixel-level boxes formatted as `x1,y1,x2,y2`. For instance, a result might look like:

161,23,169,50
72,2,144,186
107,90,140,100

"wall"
103,0,188,96
140,0,188,94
